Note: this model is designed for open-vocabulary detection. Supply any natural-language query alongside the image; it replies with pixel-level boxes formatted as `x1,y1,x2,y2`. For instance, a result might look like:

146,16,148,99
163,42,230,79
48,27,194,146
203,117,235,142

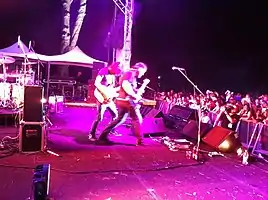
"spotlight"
41,98,47,104
32,164,51,200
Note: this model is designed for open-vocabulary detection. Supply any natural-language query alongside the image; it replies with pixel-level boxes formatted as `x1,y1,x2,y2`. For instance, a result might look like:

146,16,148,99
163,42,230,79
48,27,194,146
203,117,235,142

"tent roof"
0,41,30,54
0,42,105,68
46,47,105,68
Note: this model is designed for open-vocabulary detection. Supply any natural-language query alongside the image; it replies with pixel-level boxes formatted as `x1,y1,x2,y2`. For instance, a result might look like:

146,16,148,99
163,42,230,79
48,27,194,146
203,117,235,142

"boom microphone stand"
28,41,45,85
172,66,204,161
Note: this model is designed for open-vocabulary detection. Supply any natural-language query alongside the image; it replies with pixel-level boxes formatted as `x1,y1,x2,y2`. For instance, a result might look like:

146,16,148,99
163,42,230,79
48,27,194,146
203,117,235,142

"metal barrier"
156,100,268,154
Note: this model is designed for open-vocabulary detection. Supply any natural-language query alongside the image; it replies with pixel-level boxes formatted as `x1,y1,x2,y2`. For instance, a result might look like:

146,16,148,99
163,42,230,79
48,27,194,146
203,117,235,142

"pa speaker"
23,86,44,122
142,118,167,138
169,105,198,122
182,120,213,140
19,121,45,152
202,126,241,152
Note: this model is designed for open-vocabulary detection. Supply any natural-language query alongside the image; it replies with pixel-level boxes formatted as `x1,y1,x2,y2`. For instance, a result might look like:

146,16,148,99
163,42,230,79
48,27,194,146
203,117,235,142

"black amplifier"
19,121,46,153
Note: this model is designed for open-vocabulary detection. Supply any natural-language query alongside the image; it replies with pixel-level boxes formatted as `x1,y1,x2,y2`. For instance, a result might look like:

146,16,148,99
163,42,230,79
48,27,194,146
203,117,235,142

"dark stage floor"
1,106,268,200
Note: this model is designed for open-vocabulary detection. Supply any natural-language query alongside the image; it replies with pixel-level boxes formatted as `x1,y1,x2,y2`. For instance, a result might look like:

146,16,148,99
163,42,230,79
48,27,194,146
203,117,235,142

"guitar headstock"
143,79,150,85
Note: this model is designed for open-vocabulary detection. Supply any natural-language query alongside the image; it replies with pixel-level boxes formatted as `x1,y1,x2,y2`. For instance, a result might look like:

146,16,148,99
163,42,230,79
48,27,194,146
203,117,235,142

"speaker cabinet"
169,105,198,122
142,118,167,137
19,121,45,152
92,62,106,80
182,120,213,140
202,126,241,152
23,86,44,122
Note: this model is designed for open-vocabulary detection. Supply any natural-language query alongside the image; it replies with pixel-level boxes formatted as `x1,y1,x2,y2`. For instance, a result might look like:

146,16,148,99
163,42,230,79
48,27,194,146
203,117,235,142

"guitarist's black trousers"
99,100,142,141
90,102,117,138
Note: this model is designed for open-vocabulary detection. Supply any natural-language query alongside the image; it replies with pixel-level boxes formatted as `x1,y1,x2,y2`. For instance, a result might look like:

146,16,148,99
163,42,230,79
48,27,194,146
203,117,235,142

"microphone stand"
173,67,204,161
18,40,30,86
29,45,45,85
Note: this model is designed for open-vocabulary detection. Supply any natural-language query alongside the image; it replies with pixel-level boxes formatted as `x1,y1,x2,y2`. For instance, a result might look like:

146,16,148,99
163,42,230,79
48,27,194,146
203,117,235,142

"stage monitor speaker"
142,118,167,138
169,105,198,122
202,126,241,152
145,109,163,118
182,120,213,140
92,62,106,80
23,86,44,122
19,121,45,152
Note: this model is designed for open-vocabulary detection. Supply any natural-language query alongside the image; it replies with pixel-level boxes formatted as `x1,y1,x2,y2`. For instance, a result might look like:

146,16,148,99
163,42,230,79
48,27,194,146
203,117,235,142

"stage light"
41,98,47,104
32,164,51,200
218,140,230,151
218,133,242,153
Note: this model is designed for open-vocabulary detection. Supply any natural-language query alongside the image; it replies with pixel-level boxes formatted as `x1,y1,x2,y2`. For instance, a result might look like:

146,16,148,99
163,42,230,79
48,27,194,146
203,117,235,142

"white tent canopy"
0,42,105,67
0,41,30,54
45,46,105,68
0,41,49,61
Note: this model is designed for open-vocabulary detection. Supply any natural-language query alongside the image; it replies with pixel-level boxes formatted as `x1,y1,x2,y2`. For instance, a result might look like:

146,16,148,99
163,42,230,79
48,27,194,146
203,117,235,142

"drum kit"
0,55,36,109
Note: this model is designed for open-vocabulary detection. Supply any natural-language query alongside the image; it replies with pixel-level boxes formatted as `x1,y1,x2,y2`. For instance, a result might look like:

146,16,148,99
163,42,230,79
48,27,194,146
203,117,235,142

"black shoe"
88,134,97,141
136,139,144,146
97,137,113,145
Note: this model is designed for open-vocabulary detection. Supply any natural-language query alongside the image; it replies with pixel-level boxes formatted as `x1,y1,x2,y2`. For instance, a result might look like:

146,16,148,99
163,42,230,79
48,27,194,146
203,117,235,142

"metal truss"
112,0,134,70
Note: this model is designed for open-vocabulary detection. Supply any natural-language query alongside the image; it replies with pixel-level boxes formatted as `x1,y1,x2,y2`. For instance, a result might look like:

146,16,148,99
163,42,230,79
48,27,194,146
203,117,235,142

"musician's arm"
122,80,140,99
94,75,106,92
115,86,120,91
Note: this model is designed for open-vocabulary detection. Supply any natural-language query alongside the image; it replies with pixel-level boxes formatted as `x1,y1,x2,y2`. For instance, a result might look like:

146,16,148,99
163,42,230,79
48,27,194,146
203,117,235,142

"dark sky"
0,0,268,94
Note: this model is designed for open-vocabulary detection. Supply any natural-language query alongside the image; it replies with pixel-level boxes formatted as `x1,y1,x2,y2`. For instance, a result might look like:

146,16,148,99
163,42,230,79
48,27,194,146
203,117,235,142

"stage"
0,106,268,200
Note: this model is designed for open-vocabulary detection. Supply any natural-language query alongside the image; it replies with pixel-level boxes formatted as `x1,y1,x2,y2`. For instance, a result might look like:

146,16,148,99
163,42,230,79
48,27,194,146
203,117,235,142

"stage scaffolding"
112,0,134,70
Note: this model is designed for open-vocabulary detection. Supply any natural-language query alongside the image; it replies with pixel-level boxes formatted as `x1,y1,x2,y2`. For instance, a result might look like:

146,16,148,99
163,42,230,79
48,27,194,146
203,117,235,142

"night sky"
0,0,268,94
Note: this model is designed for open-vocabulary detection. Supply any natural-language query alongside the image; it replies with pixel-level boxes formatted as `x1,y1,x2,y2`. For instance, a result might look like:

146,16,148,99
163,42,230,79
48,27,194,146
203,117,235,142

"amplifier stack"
19,86,46,153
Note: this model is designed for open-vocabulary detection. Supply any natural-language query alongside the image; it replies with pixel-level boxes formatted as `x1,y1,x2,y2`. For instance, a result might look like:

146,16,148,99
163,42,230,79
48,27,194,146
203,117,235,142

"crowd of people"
155,89,268,131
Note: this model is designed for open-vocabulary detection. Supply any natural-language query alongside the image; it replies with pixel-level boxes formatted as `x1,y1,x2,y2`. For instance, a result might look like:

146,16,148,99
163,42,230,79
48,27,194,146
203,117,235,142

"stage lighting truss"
112,0,134,70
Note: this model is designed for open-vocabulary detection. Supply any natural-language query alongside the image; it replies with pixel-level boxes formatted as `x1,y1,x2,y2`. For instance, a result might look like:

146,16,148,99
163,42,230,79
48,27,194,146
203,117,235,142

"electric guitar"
94,86,119,104
133,79,150,106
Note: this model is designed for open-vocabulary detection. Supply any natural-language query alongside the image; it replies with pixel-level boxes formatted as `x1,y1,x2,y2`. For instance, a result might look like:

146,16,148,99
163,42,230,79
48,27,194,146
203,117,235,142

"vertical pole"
112,4,118,63
46,62,51,99
122,0,134,71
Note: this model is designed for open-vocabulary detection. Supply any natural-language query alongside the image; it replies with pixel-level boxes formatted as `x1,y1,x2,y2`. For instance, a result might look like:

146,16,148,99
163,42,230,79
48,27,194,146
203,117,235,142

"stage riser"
0,112,20,126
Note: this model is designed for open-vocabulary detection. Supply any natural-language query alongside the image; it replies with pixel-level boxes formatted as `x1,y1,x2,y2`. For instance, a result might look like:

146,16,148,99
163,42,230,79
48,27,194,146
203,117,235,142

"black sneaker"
88,134,97,141
136,139,144,146
96,137,113,145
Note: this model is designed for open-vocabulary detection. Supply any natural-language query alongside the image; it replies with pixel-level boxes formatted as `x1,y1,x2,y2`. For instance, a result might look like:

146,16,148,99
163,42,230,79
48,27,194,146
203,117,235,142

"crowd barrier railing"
156,100,268,154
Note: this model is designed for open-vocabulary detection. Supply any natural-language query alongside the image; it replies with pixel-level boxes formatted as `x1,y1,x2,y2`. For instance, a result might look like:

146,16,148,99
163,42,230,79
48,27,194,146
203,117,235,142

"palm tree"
60,0,87,77
70,0,87,49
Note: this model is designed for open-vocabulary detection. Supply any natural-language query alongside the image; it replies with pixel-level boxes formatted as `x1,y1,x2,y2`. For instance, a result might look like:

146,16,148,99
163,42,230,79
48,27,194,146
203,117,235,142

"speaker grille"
23,86,44,122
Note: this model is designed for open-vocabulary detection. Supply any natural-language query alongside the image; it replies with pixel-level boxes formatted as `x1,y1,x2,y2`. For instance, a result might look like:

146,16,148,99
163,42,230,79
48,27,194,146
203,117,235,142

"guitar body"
132,79,151,108
94,87,119,104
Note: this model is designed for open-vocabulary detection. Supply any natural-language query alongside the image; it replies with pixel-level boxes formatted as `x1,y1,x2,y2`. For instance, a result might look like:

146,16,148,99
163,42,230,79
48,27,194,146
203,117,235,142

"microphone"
172,66,185,71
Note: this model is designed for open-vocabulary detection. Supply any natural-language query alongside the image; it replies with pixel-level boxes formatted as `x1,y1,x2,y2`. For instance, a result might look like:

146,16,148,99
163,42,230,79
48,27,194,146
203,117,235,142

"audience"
155,90,268,130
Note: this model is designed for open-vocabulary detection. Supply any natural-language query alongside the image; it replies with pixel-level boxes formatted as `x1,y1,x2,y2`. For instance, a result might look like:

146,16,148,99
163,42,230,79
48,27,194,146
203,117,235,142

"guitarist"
88,62,122,141
98,62,148,145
